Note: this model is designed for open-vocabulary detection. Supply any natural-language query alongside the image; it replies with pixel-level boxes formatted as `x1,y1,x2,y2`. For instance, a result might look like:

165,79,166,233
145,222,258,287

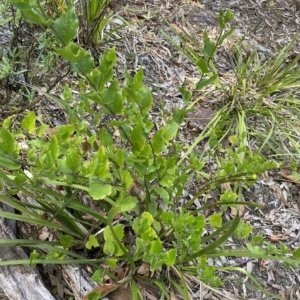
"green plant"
0,3,299,299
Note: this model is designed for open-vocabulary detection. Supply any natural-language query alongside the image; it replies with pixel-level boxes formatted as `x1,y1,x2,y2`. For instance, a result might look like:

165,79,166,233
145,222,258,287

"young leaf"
66,149,81,172
150,240,163,254
89,182,112,200
0,127,16,155
178,87,192,105
52,2,79,44
103,224,124,256
196,74,218,90
116,195,137,212
130,124,145,154
21,111,36,133
208,214,222,228
196,57,209,73
151,129,164,154
164,249,177,266
133,68,144,91
163,121,178,141
102,79,124,114
140,88,153,113
86,234,99,249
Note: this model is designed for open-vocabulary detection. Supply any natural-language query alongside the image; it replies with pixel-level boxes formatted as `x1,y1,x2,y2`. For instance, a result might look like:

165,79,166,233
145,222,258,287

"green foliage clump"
0,2,299,299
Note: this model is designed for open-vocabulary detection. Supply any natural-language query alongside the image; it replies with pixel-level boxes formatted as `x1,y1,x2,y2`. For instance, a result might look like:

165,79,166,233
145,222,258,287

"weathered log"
0,216,56,300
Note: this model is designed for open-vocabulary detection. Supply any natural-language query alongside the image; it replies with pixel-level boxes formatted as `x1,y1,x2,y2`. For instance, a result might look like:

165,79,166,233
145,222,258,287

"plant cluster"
0,1,300,299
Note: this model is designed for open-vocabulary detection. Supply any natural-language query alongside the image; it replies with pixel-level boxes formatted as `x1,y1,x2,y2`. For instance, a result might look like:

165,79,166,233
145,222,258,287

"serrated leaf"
48,135,60,160
89,182,112,200
52,2,78,44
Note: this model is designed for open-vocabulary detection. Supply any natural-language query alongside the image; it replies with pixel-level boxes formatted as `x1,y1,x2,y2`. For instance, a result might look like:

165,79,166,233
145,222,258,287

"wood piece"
0,217,56,300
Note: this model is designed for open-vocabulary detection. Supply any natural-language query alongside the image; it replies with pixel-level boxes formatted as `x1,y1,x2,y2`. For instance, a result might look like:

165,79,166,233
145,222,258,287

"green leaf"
133,68,144,91
220,190,237,202
140,88,153,113
91,269,103,283
86,234,99,249
0,127,16,155
150,240,163,254
116,195,137,212
115,149,124,168
196,74,218,90
160,211,174,225
293,248,300,259
151,129,164,154
120,170,133,191
66,149,81,172
57,43,94,74
163,121,178,141
153,187,169,205
48,135,60,160
103,79,124,114
88,292,101,300
89,182,112,200
196,57,209,73
21,9,46,25
0,17,12,26
178,87,192,105
130,124,145,154
103,224,124,256
91,147,109,178
9,1,32,10
55,125,75,144
21,111,36,133
251,235,263,245
52,2,78,44
208,214,222,228
203,31,216,58
0,155,21,170
234,220,252,240
29,250,41,267
59,235,73,249
164,249,177,266
99,128,113,146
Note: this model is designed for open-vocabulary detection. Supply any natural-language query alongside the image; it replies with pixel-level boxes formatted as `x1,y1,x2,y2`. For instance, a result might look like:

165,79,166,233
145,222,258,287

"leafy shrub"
0,2,299,299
